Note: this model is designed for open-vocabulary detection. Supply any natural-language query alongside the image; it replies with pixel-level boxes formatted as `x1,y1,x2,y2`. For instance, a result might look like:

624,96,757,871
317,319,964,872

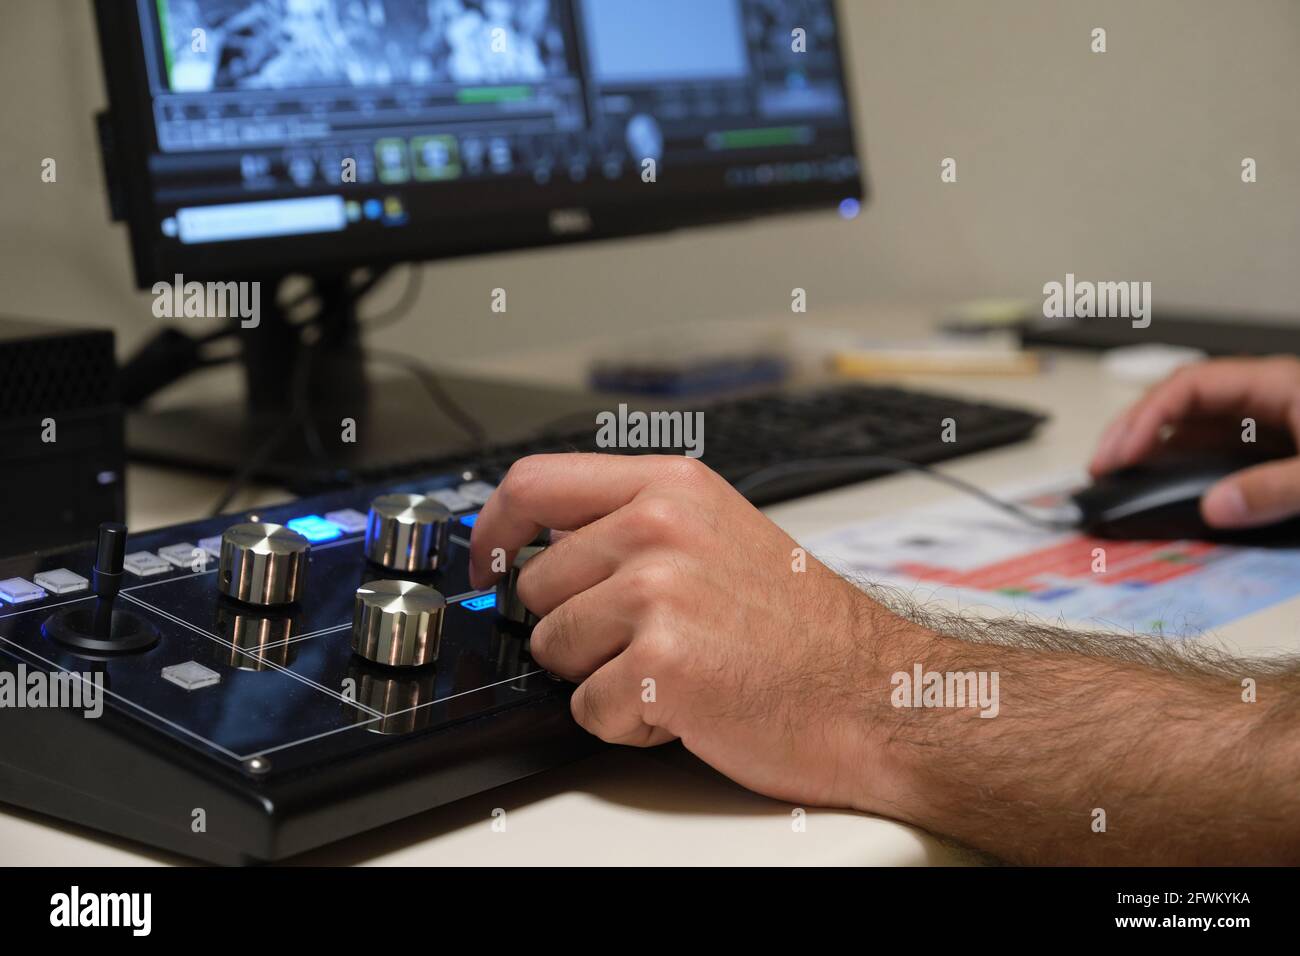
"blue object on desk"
589,355,790,397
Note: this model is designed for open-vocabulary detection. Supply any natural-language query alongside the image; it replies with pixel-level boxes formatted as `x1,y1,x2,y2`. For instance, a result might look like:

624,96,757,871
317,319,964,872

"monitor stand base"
126,371,602,493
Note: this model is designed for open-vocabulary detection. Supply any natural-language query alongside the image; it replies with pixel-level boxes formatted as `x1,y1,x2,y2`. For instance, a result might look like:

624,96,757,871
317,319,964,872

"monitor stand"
122,274,600,492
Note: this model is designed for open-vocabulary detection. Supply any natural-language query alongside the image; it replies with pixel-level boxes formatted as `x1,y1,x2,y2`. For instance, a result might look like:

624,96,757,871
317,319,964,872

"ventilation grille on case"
0,331,118,418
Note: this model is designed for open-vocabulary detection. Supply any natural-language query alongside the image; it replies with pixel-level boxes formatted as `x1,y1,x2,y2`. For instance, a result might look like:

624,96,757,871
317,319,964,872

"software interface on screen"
123,0,859,254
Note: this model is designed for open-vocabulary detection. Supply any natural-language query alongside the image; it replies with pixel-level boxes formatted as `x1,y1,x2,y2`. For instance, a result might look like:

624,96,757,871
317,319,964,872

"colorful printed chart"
805,474,1300,637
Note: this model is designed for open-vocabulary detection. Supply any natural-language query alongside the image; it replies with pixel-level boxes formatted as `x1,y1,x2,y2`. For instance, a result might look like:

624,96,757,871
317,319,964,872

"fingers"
569,653,676,748
514,517,622,617
529,576,636,681
1203,457,1300,528
467,454,648,588
516,493,699,616
1089,357,1300,476
469,454,712,588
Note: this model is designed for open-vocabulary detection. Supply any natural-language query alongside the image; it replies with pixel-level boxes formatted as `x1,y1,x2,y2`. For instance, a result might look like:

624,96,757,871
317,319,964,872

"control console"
0,471,597,864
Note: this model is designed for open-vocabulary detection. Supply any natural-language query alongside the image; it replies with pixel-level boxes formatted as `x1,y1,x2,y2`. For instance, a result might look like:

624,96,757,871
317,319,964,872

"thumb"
1202,457,1300,528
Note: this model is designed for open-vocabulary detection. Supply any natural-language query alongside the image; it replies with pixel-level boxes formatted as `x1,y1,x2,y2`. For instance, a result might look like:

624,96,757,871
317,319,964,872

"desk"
3,331,1295,865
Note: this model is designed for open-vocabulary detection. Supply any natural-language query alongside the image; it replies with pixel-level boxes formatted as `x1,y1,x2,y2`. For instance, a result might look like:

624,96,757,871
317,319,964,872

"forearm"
849,589,1300,864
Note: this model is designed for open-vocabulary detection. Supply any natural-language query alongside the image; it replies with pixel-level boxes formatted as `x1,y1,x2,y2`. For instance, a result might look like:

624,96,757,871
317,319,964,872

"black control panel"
0,470,598,864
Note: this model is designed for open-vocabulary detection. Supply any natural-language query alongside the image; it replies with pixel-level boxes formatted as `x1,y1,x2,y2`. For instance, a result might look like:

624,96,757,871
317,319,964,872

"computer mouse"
1071,456,1300,544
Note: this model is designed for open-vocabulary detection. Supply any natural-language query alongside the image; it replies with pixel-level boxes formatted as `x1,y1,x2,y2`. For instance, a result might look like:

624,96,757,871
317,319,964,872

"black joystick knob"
44,521,158,656
93,522,127,600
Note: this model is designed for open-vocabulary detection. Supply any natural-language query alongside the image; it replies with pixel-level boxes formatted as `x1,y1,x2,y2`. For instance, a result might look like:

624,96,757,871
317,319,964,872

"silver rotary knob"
496,544,546,626
351,580,446,667
217,522,309,606
364,494,451,572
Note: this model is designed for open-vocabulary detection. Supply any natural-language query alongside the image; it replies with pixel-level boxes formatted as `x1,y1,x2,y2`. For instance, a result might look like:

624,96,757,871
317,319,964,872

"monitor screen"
96,0,864,286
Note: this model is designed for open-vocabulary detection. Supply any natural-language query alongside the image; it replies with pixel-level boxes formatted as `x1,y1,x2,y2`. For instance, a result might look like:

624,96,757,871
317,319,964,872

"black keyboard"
375,383,1047,507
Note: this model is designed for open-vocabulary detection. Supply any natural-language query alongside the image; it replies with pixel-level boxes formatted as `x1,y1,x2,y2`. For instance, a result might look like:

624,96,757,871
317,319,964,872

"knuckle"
500,455,547,503
658,455,712,487
622,562,678,610
631,627,680,676
624,496,681,543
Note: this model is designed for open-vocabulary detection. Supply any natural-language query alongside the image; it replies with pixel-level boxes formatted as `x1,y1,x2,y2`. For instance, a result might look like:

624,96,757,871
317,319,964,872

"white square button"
161,661,221,691
324,509,368,533
457,481,497,506
157,543,202,568
123,552,170,577
427,489,473,512
33,568,89,595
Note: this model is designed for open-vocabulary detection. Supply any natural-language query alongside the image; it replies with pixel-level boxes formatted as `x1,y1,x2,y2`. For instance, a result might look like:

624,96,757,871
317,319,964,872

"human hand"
1089,356,1300,528
468,454,882,809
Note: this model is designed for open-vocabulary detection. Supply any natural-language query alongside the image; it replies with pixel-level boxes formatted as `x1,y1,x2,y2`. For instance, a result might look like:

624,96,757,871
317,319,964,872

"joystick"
43,522,159,656
93,522,127,600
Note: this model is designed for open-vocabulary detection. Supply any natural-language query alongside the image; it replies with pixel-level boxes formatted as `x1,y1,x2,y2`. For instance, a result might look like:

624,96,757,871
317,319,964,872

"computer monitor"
93,0,864,483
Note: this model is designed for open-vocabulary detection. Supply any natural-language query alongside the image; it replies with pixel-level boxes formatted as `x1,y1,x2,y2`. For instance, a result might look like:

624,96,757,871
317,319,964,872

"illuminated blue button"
459,513,479,528
462,593,496,612
0,577,45,605
286,515,343,542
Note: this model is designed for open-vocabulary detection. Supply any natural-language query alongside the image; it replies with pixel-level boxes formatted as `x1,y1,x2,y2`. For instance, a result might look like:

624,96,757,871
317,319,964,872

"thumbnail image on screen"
159,0,568,91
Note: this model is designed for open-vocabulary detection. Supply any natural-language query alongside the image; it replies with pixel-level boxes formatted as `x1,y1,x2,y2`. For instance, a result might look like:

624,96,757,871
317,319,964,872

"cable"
732,456,1079,532
360,266,424,330
364,347,489,450
208,338,320,517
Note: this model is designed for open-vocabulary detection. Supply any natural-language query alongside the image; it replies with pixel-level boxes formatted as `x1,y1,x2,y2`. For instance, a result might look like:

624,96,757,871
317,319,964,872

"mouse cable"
732,456,1080,532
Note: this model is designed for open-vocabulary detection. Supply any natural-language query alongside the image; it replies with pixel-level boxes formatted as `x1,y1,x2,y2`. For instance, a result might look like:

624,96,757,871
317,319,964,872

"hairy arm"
853,587,1300,865
469,453,1300,866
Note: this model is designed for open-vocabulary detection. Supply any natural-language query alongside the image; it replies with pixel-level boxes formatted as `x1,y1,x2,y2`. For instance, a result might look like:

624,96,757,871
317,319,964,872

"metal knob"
364,494,451,572
217,522,309,606
496,544,546,626
351,580,445,667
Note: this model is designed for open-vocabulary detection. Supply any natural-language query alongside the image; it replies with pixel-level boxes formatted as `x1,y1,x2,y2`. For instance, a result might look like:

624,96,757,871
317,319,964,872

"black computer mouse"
1071,456,1300,544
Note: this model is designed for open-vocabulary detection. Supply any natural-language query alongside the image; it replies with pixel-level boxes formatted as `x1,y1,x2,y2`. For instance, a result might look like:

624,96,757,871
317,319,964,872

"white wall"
2,0,1297,365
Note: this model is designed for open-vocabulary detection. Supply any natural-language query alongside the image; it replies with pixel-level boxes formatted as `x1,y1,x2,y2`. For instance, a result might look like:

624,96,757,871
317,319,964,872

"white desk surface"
5,329,1296,866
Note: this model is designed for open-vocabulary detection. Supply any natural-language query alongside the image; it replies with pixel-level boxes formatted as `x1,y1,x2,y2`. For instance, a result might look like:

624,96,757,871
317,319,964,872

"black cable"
364,347,489,450
732,456,1078,532
208,338,320,517
360,266,424,329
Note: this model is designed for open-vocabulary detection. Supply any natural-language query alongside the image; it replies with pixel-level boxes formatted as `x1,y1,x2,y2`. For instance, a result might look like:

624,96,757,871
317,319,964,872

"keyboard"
370,383,1048,506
